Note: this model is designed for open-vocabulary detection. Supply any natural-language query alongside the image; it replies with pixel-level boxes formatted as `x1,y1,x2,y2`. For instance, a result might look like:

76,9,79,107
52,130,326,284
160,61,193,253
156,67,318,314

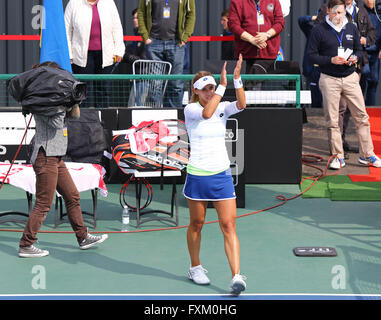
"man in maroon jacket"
228,0,285,74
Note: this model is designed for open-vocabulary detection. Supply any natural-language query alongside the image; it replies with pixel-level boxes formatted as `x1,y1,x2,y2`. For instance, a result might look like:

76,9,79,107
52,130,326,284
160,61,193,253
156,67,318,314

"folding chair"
132,60,172,108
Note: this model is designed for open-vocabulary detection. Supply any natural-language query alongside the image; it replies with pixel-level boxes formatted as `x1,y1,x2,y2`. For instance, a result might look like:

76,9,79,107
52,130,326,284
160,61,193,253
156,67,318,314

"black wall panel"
0,107,302,186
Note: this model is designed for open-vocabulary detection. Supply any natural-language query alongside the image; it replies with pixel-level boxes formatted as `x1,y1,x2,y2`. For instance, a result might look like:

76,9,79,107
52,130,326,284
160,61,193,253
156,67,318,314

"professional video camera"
8,63,87,116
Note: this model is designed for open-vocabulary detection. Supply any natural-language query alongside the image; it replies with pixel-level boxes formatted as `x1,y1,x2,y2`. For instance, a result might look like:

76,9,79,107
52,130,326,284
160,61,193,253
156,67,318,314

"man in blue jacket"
307,0,381,170
316,0,377,155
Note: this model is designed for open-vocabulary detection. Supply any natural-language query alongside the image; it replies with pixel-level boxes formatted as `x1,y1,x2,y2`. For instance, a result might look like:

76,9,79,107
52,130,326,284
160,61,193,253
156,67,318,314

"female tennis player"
183,54,247,295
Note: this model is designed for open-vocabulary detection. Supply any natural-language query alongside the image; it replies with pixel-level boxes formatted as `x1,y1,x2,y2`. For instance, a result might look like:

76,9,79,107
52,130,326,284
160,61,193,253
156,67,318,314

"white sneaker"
358,155,381,168
18,245,49,258
230,274,247,295
188,265,210,285
329,157,345,170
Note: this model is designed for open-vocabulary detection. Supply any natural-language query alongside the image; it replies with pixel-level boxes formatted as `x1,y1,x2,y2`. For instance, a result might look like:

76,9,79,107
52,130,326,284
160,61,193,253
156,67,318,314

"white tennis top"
184,101,243,172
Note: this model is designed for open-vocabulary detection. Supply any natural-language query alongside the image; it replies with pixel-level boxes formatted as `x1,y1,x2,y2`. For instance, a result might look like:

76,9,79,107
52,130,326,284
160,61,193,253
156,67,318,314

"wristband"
234,77,243,89
215,85,226,97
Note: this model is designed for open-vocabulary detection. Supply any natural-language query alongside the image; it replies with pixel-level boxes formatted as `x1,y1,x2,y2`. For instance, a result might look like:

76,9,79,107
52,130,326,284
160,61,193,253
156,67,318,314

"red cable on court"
0,155,340,235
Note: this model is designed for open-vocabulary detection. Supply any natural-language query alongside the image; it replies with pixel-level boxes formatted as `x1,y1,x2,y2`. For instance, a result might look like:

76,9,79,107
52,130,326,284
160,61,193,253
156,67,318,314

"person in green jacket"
137,0,196,108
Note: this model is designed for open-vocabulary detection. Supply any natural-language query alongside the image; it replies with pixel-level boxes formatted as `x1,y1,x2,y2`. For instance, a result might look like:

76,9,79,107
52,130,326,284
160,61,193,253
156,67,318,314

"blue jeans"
146,39,185,108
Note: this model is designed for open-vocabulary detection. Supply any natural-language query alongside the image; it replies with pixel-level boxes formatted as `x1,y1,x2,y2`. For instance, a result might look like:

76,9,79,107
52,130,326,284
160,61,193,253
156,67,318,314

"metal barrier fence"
0,74,303,109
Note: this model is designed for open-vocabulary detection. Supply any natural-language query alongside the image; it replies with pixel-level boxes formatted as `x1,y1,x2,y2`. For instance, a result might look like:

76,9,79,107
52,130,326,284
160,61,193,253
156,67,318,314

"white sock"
190,264,202,270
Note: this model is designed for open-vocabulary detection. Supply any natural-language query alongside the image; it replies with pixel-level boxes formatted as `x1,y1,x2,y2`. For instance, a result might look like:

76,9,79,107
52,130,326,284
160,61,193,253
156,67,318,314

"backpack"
63,109,108,165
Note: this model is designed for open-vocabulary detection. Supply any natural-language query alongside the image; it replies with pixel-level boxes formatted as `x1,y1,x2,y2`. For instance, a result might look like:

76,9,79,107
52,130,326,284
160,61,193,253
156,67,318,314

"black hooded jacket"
8,66,86,116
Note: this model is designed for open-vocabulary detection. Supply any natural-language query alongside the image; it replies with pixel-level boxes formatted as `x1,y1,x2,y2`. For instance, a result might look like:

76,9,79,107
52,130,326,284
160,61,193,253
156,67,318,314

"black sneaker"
79,233,108,250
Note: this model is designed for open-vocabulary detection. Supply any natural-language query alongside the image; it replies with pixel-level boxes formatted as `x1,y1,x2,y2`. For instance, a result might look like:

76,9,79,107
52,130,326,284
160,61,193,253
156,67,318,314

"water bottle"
121,206,130,231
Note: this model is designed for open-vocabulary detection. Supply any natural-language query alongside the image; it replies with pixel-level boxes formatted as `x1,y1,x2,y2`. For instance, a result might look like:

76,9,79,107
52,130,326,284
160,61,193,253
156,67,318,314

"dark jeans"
72,50,114,108
307,66,323,108
360,52,380,106
19,149,87,247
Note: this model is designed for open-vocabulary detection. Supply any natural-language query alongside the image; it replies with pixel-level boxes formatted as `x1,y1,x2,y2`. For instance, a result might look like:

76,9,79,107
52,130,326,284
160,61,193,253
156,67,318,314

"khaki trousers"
19,149,87,247
319,72,374,159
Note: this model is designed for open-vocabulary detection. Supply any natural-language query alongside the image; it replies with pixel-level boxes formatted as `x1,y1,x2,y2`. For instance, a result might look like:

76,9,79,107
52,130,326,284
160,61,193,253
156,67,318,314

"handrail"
0,73,302,108
0,74,301,80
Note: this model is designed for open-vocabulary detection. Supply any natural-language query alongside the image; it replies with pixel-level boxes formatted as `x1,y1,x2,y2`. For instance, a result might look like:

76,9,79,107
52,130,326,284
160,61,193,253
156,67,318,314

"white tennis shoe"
188,265,211,285
230,274,247,295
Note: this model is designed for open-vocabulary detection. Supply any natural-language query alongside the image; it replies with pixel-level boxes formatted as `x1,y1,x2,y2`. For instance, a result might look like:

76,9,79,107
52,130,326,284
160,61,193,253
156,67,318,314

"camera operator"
9,61,108,258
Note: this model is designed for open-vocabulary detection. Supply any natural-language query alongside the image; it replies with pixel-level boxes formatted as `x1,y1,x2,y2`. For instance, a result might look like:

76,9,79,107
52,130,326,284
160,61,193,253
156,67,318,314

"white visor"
193,76,217,90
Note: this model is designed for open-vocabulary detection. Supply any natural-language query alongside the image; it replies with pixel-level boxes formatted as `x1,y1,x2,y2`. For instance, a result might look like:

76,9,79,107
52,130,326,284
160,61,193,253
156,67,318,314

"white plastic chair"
132,60,172,108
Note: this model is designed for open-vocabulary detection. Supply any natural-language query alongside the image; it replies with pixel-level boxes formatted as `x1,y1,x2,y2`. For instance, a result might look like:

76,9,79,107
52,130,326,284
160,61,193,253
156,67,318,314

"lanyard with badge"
163,0,171,19
330,27,345,57
256,0,265,25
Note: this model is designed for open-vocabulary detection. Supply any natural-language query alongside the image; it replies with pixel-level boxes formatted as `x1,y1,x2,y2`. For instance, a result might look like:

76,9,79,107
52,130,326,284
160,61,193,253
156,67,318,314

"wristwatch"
266,31,271,39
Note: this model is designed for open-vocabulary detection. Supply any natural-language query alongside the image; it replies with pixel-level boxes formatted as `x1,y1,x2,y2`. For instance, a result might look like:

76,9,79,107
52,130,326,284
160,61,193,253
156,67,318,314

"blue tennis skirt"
183,169,236,201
